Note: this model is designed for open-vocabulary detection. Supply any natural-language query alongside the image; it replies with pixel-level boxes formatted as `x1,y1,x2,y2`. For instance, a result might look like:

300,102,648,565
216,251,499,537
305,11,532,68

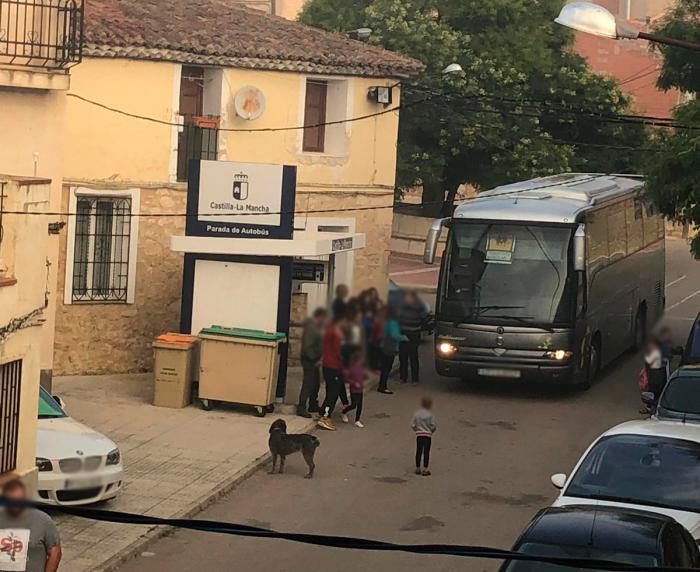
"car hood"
554,497,700,539
37,417,118,459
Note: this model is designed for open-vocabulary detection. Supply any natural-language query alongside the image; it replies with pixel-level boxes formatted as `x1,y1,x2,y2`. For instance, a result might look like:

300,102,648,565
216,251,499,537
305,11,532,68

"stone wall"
54,186,394,375
54,184,186,375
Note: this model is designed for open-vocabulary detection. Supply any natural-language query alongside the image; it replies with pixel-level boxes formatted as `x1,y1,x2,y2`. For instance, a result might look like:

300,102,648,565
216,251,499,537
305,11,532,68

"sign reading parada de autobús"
186,160,297,239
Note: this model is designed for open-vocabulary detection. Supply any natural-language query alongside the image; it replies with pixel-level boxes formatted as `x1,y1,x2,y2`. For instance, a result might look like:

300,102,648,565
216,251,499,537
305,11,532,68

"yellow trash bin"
152,333,199,409
198,326,287,416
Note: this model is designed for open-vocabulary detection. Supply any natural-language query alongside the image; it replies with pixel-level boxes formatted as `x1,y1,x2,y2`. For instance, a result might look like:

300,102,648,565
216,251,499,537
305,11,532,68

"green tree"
644,0,700,256
301,0,648,213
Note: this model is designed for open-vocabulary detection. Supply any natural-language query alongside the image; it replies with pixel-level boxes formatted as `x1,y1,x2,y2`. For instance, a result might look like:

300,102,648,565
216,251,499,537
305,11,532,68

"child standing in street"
411,396,437,476
342,349,369,428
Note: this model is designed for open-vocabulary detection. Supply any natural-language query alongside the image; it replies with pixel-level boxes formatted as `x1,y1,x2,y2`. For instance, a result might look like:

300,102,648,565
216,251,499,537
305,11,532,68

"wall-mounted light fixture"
368,86,393,106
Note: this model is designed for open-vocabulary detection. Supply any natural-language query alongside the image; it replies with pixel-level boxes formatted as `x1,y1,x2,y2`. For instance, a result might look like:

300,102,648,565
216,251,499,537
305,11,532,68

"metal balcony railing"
177,124,219,182
0,0,83,69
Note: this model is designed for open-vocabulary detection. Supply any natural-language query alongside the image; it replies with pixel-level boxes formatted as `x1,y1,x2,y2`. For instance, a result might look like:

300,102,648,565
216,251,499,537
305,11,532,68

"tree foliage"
300,0,648,213
644,0,700,256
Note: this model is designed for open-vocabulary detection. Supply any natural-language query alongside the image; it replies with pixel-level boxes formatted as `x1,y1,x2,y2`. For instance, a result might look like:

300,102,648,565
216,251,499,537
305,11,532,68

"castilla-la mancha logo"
232,172,249,201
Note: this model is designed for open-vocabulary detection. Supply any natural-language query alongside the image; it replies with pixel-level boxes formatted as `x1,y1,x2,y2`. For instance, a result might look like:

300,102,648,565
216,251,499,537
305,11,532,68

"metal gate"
0,359,22,475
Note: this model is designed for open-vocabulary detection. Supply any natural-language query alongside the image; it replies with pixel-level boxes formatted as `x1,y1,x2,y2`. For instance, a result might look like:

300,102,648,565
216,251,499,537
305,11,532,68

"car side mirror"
52,395,65,409
551,473,567,489
641,392,655,407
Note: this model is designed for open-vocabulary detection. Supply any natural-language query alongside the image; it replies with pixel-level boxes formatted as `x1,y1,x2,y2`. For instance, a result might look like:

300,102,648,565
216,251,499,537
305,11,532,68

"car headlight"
36,457,53,472
437,342,457,356
546,350,573,361
106,448,121,466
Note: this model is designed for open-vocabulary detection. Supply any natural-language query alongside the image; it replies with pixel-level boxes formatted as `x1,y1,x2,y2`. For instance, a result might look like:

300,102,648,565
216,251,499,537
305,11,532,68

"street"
118,238,700,572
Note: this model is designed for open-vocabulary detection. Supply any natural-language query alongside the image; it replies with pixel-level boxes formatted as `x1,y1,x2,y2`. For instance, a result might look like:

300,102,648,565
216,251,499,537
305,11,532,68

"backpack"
638,367,650,392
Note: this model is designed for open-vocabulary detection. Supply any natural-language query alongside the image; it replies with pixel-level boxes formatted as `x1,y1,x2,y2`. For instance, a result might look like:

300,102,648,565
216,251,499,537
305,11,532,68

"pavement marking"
667,287,700,311
666,275,687,289
389,267,440,277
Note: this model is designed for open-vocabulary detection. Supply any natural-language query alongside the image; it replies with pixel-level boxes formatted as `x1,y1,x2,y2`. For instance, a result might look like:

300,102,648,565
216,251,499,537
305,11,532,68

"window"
606,201,626,260
625,198,644,254
65,189,140,304
176,66,220,182
0,359,22,476
303,80,328,152
586,209,609,265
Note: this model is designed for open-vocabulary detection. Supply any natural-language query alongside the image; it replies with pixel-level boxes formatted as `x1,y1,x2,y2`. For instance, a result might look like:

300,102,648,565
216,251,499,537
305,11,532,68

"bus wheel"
632,307,647,351
581,338,600,390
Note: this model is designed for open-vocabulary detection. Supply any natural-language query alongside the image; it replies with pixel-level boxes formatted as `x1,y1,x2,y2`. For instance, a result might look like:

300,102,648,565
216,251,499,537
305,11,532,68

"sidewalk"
50,372,315,571
389,252,439,293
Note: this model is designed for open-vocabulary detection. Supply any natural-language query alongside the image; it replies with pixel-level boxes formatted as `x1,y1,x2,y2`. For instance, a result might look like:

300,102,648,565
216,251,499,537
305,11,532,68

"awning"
170,231,366,257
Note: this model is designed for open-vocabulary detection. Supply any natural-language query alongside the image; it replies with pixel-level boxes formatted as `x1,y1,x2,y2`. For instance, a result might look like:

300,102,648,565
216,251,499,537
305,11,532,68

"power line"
0,499,696,572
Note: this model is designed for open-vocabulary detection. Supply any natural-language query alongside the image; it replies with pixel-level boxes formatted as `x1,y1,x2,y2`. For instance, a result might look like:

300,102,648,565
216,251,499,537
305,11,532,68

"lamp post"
344,27,372,40
555,2,700,52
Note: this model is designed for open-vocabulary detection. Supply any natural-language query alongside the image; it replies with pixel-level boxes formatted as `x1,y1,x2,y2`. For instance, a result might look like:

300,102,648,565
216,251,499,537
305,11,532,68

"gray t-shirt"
0,508,60,572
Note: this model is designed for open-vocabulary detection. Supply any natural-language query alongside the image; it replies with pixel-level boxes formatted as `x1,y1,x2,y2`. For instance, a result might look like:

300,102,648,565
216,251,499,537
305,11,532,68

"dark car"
647,366,700,423
499,506,700,571
681,312,700,366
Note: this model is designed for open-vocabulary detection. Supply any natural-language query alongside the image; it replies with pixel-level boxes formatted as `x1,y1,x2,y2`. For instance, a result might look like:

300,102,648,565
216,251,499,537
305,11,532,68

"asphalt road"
119,238,700,572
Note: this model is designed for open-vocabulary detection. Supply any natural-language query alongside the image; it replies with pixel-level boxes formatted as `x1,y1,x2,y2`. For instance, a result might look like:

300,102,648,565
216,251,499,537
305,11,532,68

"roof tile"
83,0,424,78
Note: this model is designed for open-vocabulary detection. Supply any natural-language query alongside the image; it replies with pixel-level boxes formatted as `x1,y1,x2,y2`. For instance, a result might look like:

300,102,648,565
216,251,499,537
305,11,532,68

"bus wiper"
489,314,555,332
475,305,526,315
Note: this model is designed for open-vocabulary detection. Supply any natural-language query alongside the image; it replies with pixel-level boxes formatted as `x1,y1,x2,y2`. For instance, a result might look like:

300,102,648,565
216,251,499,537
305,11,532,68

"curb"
96,418,317,572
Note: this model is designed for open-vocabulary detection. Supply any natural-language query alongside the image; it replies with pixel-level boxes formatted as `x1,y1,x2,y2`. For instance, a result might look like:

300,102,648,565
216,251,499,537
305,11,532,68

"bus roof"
453,173,644,224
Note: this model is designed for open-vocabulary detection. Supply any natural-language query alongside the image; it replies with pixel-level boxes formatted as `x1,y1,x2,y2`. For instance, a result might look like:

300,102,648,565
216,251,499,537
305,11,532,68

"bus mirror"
424,218,449,265
574,225,585,272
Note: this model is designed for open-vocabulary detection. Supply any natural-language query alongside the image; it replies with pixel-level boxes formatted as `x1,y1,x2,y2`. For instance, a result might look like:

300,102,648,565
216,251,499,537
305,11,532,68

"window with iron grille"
176,125,219,182
71,196,132,302
0,359,22,476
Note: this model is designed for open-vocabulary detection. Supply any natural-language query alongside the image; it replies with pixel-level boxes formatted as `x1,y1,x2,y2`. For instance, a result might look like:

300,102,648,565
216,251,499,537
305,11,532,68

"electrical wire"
0,498,697,572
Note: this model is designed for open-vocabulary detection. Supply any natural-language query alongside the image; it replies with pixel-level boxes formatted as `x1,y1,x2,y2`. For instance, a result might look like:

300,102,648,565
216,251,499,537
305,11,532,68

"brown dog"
268,419,320,478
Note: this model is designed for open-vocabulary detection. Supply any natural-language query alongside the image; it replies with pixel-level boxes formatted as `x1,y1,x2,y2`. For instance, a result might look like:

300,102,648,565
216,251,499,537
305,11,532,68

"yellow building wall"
56,56,401,374
0,179,51,485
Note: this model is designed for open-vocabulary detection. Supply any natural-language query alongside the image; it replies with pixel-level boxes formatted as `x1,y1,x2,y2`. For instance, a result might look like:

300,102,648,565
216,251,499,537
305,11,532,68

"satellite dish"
234,85,266,121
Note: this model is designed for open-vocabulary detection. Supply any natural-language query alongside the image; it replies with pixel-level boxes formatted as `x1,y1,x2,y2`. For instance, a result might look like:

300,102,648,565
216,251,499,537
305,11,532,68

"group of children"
297,284,437,474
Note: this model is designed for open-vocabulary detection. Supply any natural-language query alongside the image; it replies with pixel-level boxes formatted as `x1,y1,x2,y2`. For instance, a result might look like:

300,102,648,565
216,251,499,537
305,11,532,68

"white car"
35,387,124,505
550,419,700,539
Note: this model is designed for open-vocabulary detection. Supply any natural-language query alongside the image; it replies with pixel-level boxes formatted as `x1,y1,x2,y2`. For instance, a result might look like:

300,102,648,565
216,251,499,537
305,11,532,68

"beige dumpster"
198,326,286,417
152,333,199,408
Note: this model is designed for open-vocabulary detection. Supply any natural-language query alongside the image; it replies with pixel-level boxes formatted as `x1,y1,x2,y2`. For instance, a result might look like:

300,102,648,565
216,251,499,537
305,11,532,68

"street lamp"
345,27,372,40
442,63,464,76
555,2,700,52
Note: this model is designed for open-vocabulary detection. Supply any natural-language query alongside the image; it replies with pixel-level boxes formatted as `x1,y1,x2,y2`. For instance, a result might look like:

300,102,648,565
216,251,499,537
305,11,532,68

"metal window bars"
0,359,21,476
177,124,219,182
0,0,83,69
72,196,132,303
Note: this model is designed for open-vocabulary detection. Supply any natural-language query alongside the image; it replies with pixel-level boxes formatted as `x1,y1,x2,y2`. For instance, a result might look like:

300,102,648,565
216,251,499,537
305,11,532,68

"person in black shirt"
331,283,349,319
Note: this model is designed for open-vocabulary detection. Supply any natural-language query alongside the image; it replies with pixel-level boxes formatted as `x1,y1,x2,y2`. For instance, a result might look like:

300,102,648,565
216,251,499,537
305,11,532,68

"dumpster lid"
154,333,199,348
200,326,286,342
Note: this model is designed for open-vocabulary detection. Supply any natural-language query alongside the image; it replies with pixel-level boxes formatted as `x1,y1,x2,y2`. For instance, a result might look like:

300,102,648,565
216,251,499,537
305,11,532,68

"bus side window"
586,210,609,266
626,198,643,254
643,200,659,246
607,202,626,261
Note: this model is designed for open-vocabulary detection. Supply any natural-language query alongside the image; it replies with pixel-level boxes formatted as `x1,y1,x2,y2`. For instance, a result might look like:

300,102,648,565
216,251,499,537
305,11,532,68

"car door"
680,526,700,567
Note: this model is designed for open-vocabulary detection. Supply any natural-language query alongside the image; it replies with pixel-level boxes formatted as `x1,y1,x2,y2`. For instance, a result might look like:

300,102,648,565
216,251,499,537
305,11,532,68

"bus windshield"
439,222,575,327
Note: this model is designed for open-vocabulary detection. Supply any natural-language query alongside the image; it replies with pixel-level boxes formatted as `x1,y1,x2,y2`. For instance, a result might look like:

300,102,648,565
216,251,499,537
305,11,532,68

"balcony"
0,0,83,70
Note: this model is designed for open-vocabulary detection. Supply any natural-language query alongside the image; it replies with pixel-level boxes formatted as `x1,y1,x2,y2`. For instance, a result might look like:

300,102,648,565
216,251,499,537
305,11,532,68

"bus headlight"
546,350,572,361
438,342,457,356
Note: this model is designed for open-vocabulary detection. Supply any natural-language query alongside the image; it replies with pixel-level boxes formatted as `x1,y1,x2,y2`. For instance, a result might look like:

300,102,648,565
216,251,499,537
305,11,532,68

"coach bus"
424,174,665,388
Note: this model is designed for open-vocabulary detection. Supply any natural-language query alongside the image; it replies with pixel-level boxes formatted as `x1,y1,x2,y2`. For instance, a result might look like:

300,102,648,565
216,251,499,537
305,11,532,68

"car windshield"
565,434,700,513
502,542,658,571
660,375,700,416
439,222,575,327
38,387,67,419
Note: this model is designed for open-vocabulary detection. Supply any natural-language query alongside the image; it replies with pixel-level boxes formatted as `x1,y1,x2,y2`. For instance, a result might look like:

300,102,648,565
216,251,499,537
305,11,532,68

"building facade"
572,0,682,118
53,0,421,375
0,0,83,485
